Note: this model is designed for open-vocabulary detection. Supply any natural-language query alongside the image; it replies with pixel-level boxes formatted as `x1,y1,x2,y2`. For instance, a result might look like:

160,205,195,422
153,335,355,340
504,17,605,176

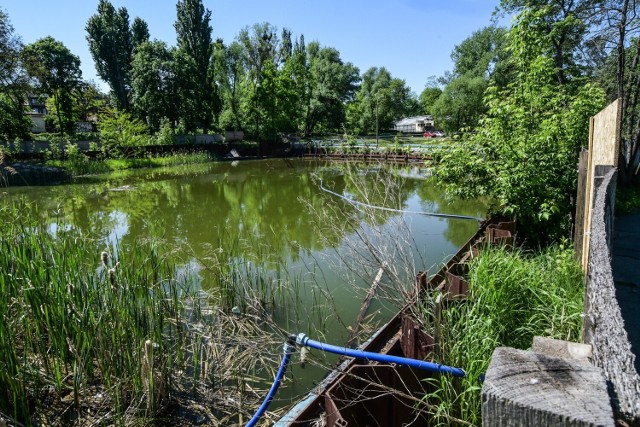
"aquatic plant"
0,199,282,425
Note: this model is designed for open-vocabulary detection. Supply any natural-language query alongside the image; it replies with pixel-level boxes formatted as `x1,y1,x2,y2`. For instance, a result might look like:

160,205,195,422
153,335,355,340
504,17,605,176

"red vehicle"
423,131,445,138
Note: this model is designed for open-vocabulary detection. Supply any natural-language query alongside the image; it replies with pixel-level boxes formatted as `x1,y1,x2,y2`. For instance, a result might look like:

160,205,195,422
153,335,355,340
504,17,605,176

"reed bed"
415,244,584,425
46,151,215,176
0,199,283,426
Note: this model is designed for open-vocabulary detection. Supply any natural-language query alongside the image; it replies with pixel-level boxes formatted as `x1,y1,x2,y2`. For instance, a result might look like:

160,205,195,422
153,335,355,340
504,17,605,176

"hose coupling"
295,333,309,347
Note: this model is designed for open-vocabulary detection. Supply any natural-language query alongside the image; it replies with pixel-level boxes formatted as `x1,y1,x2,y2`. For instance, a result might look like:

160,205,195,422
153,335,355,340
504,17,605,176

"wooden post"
482,347,614,426
574,149,589,261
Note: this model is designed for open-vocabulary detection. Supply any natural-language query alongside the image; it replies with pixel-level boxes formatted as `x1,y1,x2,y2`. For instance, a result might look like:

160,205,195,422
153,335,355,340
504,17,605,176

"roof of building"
394,115,433,126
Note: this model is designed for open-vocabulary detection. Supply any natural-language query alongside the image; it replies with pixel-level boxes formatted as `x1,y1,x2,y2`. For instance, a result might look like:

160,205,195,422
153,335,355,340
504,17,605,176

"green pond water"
1,158,486,407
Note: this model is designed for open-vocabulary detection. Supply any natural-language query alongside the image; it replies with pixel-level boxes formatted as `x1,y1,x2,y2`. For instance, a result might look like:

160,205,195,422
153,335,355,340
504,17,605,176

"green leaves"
22,36,82,135
86,0,134,110
346,66,414,134
131,41,179,130
435,8,605,244
174,0,217,133
97,107,149,156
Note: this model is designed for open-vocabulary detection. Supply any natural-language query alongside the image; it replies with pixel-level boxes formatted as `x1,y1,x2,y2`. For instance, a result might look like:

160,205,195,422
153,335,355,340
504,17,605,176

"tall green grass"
0,199,203,424
46,151,215,176
0,199,319,425
418,245,584,425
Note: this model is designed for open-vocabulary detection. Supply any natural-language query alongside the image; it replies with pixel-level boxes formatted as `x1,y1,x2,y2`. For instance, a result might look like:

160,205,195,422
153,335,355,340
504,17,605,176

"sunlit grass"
417,244,584,425
0,199,288,425
46,151,215,176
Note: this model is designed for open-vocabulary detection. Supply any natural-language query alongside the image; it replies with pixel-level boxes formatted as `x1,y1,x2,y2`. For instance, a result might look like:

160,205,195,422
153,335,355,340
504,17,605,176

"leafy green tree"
131,41,180,130
86,0,135,110
279,28,293,63
275,49,303,133
435,7,605,244
218,40,247,131
499,0,593,86
131,17,149,50
238,22,279,139
46,80,105,130
23,36,82,135
419,85,442,115
451,26,510,85
98,106,149,156
73,80,106,123
347,67,415,134
431,74,487,133
0,9,30,140
292,35,309,129
174,0,218,133
431,26,509,133
303,43,359,135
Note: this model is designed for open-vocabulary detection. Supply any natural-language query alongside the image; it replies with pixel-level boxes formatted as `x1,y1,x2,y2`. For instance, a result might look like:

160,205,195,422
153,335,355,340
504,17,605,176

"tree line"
432,0,640,243
1,0,637,148
0,0,423,143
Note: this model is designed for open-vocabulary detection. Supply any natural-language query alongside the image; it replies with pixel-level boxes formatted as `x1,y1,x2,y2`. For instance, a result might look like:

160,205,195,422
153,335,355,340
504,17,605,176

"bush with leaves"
435,7,605,244
98,107,150,157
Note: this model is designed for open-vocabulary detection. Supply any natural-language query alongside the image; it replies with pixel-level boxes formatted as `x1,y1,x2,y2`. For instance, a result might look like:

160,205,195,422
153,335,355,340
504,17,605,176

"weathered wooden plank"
574,149,588,261
482,347,615,427
581,99,621,269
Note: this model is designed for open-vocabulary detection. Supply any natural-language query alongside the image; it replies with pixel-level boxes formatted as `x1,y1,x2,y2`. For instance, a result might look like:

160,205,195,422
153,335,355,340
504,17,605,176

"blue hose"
245,340,295,427
296,333,465,377
245,334,465,426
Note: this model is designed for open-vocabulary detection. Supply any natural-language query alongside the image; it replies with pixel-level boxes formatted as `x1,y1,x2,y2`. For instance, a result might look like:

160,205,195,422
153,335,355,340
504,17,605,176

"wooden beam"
581,99,621,269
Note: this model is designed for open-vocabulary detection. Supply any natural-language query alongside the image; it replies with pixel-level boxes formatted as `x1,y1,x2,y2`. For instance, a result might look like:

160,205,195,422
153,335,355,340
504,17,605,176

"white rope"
317,178,483,222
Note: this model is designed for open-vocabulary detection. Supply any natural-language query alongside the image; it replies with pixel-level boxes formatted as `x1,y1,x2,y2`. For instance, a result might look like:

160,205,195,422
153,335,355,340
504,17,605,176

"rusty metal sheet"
444,270,469,300
401,315,435,360
325,364,430,426
277,216,514,425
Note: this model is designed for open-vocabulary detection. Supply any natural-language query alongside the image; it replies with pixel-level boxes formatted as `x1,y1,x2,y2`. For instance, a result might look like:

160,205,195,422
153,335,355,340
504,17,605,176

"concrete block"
482,347,614,427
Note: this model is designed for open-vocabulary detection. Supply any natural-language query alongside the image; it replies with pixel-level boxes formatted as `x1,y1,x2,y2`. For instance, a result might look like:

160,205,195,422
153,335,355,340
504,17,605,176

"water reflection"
4,159,486,276
3,159,488,403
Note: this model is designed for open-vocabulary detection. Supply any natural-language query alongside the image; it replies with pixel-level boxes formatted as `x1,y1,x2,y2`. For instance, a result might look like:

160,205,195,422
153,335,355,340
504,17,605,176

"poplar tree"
86,0,135,110
174,0,216,133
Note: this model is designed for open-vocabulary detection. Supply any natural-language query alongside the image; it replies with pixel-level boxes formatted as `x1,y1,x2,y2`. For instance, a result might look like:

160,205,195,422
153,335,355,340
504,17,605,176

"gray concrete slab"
612,214,640,374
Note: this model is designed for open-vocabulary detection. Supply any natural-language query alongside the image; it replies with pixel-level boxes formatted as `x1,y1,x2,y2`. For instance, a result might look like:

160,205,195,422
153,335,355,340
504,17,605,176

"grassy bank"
415,245,584,425
45,151,215,176
0,199,282,425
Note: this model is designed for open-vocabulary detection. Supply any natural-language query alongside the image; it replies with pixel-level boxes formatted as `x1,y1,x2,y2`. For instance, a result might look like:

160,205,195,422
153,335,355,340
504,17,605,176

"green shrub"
98,107,150,157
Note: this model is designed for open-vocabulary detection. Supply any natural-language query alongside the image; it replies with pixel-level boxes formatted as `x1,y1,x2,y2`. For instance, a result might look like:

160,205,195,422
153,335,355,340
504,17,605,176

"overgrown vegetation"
415,244,584,425
434,8,605,245
0,199,288,425
43,150,214,176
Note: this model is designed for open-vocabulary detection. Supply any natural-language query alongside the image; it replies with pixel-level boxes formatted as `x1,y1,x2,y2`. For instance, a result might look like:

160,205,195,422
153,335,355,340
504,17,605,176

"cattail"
300,346,309,368
108,262,120,288
101,251,109,267
109,268,116,288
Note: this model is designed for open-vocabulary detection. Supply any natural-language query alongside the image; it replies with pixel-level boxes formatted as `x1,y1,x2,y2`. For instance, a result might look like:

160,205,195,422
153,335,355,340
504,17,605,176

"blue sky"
3,0,506,95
